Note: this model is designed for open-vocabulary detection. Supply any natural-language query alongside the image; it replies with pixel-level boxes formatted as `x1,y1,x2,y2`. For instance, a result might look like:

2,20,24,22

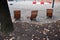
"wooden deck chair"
30,10,38,21
46,9,53,18
14,10,21,20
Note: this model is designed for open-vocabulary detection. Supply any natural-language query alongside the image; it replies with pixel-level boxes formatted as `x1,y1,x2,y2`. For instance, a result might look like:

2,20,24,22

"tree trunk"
0,0,14,34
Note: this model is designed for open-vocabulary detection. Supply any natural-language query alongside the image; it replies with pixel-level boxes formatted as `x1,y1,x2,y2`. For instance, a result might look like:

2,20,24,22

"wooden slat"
46,9,53,18
14,10,21,20
30,10,38,20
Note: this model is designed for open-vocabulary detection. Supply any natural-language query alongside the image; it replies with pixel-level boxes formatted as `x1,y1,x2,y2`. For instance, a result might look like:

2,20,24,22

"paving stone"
0,20,60,40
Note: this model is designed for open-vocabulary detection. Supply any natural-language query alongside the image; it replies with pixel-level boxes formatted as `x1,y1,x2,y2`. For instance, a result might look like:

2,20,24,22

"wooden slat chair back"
46,9,53,18
30,10,38,20
14,10,21,20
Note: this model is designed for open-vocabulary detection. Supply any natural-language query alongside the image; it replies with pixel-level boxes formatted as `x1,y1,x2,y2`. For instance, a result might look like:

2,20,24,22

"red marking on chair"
40,2,44,4
32,1,51,4
33,1,36,4
48,2,52,4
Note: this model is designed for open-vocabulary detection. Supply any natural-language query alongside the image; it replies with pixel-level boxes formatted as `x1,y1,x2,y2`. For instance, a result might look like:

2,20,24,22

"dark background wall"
8,0,13,1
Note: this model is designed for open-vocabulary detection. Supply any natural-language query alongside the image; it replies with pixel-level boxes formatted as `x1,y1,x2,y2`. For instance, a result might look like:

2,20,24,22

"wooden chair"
14,10,21,20
46,9,53,18
30,10,38,21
